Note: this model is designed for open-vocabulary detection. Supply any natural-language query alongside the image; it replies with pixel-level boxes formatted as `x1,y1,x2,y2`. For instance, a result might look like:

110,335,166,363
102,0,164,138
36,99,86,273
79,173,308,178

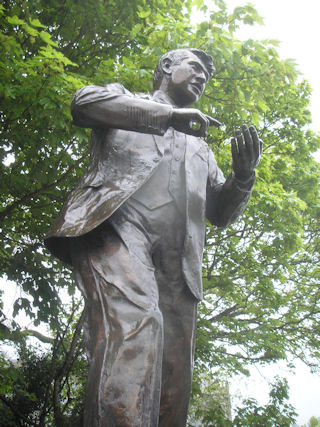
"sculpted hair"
153,48,215,90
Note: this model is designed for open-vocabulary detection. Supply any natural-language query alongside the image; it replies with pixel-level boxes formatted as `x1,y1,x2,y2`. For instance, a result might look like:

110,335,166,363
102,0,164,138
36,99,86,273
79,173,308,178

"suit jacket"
45,83,255,300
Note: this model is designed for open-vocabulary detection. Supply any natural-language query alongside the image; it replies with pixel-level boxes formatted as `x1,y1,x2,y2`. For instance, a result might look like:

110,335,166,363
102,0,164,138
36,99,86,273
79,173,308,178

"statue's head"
153,48,214,106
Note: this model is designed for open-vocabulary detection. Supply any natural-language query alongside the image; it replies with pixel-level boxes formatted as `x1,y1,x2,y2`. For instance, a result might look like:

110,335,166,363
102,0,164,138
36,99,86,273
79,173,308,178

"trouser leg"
158,286,197,427
70,224,163,427
152,245,198,427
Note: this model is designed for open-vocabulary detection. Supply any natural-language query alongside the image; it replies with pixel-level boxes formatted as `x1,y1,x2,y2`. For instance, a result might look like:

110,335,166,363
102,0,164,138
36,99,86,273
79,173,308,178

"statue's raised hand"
169,108,221,137
231,125,262,180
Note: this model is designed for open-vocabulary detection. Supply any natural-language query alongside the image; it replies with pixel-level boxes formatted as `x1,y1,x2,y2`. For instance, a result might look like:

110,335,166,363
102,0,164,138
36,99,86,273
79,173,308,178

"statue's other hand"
231,124,263,180
169,108,221,137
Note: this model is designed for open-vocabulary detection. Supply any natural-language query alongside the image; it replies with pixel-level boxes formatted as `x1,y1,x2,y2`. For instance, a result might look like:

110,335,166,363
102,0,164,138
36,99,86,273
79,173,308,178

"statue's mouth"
191,83,203,94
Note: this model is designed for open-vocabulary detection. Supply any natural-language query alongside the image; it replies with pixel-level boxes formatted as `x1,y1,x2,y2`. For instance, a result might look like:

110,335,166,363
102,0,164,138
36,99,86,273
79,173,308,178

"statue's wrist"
233,169,255,183
167,108,174,129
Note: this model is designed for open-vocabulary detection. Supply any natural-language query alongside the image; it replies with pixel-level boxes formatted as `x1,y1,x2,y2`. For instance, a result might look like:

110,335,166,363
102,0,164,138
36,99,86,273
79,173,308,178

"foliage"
193,6,320,377
232,377,297,427
308,416,320,427
1,0,320,424
301,416,320,427
188,375,297,426
0,299,85,426
0,1,86,327
188,373,233,426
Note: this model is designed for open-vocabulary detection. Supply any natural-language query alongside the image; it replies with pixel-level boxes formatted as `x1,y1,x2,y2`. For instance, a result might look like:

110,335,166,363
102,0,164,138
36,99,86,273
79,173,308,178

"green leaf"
7,15,25,26
39,31,58,47
29,18,46,28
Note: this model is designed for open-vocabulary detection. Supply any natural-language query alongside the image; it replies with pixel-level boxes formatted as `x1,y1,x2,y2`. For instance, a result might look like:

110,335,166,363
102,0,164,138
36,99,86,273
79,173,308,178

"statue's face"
166,52,209,106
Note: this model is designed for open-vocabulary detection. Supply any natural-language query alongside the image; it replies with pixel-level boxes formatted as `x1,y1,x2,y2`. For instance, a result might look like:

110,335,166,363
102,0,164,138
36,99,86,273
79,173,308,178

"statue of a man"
45,48,262,427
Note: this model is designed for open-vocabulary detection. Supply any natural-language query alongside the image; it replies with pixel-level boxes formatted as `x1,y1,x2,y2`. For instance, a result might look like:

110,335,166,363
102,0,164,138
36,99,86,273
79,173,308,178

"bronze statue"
45,48,262,427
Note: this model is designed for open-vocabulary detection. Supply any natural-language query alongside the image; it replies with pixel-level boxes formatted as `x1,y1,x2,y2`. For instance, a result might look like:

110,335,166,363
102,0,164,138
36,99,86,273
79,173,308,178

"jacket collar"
152,90,174,105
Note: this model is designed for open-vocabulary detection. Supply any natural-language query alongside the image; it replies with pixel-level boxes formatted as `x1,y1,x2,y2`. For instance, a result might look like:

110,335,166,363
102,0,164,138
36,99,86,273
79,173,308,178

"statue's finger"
231,137,239,161
242,124,253,158
194,114,209,137
259,138,263,156
249,125,260,158
188,128,205,137
235,130,244,156
189,117,207,137
206,115,221,127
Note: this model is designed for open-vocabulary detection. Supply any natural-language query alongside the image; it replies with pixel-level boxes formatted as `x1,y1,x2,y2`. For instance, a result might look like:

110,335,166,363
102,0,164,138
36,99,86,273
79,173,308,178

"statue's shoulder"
133,91,152,100
103,82,131,95
103,83,151,100
74,82,132,97
72,82,151,109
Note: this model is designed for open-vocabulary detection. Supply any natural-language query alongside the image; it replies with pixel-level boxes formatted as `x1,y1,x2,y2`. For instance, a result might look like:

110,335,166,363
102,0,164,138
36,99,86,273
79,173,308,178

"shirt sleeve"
71,83,173,136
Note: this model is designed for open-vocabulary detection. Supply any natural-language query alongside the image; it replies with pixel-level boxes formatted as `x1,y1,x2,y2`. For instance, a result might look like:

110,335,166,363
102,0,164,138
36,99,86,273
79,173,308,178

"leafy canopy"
1,0,320,424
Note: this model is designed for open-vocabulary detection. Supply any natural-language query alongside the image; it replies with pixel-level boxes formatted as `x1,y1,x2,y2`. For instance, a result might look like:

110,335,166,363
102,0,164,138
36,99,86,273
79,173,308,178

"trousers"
70,200,198,426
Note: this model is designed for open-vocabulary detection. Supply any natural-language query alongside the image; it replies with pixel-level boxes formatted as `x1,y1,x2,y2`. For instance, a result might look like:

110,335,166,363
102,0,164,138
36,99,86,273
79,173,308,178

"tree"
305,416,320,427
233,377,297,427
188,373,232,426
1,0,320,424
188,376,297,426
0,298,86,426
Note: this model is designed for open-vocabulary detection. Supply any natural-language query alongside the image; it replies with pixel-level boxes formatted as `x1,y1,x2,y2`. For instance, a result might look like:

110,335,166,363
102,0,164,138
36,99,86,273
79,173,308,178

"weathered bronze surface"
45,48,262,426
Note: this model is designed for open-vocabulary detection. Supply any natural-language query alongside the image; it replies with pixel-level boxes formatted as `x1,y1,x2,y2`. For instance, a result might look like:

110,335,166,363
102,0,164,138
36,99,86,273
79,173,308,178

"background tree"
232,377,297,427
0,299,85,426
188,374,233,426
188,376,297,426
1,0,320,424
300,416,320,427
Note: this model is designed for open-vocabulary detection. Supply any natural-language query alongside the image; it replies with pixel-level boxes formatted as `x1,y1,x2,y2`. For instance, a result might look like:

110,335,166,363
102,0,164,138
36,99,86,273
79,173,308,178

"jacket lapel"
152,134,165,155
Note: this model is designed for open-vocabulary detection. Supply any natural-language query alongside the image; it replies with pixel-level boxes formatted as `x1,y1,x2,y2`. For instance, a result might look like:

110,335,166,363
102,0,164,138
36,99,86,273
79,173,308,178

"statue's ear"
161,57,173,75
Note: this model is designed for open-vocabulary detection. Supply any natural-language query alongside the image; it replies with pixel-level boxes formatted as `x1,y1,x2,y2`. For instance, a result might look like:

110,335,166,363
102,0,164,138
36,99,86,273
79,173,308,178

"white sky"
223,0,320,424
1,1,320,425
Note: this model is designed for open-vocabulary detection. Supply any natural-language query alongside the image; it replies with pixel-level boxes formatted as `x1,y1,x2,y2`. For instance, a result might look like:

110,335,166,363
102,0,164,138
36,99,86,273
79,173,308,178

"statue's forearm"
206,171,255,227
71,85,173,135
